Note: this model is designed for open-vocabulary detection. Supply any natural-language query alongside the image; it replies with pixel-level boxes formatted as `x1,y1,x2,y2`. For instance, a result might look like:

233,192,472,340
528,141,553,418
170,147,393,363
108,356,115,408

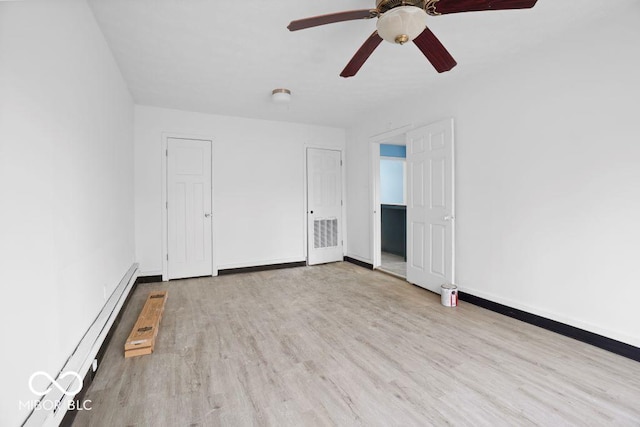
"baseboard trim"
135,274,162,284
218,261,306,275
344,256,374,270
458,291,640,363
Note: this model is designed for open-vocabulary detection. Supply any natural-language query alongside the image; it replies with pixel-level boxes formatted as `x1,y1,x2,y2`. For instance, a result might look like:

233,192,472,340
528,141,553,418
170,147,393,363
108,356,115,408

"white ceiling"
87,0,610,128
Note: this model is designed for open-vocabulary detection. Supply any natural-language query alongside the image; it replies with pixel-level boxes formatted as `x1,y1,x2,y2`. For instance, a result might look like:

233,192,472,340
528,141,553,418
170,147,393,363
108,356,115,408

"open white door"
307,148,343,265
406,119,454,293
167,138,213,280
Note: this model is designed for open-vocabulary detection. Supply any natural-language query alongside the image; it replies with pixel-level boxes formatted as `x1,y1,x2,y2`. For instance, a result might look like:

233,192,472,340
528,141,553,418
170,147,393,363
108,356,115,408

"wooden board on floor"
124,290,167,358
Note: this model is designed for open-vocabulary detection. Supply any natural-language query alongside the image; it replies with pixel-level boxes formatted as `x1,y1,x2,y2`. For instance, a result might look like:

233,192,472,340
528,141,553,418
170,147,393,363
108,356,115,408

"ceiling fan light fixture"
376,6,427,45
272,88,291,103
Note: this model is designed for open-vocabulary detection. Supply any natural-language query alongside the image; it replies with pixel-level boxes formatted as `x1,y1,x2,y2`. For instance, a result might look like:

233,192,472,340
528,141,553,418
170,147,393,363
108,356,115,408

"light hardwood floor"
74,262,640,426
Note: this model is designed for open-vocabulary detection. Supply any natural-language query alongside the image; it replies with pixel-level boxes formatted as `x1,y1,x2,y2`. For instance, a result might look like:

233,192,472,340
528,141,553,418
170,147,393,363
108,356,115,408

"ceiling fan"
287,0,538,77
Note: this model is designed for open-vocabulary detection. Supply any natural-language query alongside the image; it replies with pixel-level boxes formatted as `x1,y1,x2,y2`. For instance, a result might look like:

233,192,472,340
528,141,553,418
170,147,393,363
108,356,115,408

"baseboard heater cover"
22,263,139,427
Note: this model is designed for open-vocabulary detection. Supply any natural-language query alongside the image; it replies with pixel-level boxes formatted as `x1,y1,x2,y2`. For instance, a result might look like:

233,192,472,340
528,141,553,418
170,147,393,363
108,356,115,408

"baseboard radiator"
23,263,138,427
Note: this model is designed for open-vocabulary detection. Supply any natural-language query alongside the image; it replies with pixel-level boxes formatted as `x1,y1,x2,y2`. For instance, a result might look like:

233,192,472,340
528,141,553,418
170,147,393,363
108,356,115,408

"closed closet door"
307,148,343,265
167,138,212,279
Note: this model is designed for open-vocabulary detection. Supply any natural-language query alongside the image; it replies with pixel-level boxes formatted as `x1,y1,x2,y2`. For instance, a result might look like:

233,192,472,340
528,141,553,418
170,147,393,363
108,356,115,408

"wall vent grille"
314,218,338,249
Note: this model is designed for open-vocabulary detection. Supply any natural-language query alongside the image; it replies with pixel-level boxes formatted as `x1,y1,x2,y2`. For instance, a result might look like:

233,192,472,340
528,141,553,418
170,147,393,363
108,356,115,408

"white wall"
0,1,135,425
135,106,345,274
346,3,640,347
380,159,405,205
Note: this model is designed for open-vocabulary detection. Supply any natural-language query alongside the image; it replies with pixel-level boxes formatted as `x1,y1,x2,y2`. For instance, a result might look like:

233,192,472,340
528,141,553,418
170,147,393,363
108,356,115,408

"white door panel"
406,120,454,292
167,138,212,279
307,148,343,265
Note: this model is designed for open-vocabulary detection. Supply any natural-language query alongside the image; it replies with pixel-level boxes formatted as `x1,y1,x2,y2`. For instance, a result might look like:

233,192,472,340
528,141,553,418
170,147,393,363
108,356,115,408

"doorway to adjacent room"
370,119,455,291
379,143,407,277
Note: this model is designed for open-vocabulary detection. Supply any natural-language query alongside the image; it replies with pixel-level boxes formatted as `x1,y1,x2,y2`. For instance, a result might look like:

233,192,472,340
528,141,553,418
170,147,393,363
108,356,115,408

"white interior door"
307,148,343,265
406,119,454,293
167,138,212,280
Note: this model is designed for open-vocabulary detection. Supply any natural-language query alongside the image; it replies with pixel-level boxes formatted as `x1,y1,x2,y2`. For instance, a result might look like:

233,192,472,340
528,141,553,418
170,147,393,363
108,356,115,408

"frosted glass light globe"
376,6,427,44
272,88,291,103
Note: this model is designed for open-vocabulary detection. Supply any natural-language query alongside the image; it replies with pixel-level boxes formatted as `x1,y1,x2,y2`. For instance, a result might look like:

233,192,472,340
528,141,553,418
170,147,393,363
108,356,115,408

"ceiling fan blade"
340,31,383,78
413,27,457,73
427,0,537,15
288,9,377,31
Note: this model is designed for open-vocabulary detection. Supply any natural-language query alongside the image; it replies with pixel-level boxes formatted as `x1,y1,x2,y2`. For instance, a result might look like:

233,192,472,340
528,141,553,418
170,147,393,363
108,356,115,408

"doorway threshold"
380,251,406,278
376,267,406,280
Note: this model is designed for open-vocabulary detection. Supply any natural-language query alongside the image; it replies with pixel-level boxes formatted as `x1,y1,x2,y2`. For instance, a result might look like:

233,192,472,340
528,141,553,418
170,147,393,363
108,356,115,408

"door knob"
443,215,454,221
204,213,211,218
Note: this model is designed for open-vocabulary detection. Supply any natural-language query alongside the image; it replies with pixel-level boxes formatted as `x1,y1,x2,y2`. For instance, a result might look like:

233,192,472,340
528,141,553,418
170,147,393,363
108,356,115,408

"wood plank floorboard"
73,262,640,426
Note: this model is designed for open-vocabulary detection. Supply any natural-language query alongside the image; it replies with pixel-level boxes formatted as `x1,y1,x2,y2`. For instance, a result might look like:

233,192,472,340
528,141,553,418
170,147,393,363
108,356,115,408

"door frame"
161,133,216,281
369,121,455,287
369,125,412,269
303,144,346,264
